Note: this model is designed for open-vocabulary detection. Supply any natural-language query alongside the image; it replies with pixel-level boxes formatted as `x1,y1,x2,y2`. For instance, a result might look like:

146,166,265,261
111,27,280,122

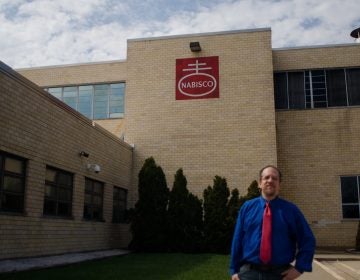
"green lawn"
0,253,230,280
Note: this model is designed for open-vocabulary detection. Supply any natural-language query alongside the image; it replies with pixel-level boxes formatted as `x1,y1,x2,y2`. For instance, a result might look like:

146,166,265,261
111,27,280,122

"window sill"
112,221,130,224
0,211,26,217
341,219,360,222
42,215,75,220
82,218,106,223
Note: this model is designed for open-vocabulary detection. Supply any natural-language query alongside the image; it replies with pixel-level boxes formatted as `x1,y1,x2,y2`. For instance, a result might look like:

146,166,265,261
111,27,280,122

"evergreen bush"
129,157,169,252
168,168,203,252
240,180,260,207
203,176,230,253
224,188,241,252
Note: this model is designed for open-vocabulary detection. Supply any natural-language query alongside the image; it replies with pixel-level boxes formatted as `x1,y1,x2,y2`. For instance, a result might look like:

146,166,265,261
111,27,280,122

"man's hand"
231,273,240,280
281,267,301,280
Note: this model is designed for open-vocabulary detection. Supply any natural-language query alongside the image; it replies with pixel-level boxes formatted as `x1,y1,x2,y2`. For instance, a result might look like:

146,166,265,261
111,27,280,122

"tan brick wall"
95,119,126,139
17,60,127,87
0,63,133,260
274,43,360,248
273,44,360,71
12,31,360,249
125,29,277,205
276,108,360,247
17,61,128,139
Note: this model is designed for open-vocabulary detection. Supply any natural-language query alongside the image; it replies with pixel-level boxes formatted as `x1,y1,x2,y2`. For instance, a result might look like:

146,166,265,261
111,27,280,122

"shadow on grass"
0,253,230,280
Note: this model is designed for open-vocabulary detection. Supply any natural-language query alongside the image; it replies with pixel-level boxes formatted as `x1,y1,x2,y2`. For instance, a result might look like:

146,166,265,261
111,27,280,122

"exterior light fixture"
350,27,360,43
190,42,201,52
79,151,89,157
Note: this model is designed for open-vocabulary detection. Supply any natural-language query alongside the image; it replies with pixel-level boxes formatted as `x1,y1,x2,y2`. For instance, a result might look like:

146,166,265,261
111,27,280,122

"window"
288,72,305,109
47,83,125,120
347,68,360,106
44,167,73,217
274,73,288,109
340,176,360,219
78,85,93,118
63,87,77,110
326,69,347,107
0,152,26,213
305,70,327,108
84,178,104,221
112,187,127,223
274,67,360,110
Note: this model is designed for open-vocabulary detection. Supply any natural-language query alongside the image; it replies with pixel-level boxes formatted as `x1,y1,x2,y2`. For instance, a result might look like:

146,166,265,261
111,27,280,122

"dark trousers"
238,264,290,280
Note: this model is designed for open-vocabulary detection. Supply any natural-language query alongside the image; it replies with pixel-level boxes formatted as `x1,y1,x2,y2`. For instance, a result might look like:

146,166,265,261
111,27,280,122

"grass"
0,253,230,280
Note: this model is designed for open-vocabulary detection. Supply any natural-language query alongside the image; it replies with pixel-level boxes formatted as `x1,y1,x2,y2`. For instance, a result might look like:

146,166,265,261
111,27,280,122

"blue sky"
0,0,359,68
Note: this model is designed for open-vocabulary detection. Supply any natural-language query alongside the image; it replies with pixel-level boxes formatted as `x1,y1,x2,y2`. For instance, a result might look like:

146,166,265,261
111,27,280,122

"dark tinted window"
84,178,104,221
44,167,73,217
326,69,347,107
341,177,358,203
274,73,288,109
0,152,26,213
288,72,305,109
341,176,360,219
347,68,360,106
112,187,127,223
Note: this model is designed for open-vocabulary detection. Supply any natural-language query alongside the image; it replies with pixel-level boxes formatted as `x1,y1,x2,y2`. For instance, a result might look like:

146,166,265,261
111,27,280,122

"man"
230,165,315,280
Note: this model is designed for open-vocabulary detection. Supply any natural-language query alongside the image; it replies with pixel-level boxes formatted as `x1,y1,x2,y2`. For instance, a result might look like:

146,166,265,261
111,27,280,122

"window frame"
305,70,328,109
274,67,360,110
83,177,104,222
43,166,74,218
112,186,128,224
340,175,360,220
46,82,125,120
0,151,26,214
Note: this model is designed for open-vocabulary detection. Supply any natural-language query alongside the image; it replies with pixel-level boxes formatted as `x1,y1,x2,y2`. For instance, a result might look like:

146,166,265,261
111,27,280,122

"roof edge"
273,42,360,51
15,59,127,71
0,61,133,150
128,27,271,42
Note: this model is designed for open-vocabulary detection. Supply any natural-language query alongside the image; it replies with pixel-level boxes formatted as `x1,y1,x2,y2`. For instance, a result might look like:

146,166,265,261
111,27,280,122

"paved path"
0,249,130,274
302,253,360,280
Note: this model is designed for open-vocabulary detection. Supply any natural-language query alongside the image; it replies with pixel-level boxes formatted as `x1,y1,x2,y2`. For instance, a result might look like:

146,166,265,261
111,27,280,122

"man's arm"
293,206,316,273
229,205,246,276
281,266,302,280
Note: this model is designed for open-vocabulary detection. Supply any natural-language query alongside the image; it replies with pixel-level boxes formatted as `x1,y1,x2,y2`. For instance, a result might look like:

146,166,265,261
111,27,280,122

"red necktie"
260,202,272,264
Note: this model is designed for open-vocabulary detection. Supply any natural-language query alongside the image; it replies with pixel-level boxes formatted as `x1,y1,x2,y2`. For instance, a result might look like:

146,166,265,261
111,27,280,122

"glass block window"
0,152,26,213
47,83,125,120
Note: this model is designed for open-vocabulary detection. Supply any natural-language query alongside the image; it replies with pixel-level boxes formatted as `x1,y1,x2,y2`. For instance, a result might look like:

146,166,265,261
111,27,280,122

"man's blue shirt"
230,196,315,275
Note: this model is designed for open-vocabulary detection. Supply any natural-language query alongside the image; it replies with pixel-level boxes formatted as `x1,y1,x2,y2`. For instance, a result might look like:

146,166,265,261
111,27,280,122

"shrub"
130,157,169,252
168,169,203,252
203,176,230,253
240,180,260,207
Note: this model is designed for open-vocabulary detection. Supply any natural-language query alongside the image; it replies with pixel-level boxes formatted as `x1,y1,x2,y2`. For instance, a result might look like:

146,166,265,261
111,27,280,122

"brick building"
1,28,360,259
0,63,133,259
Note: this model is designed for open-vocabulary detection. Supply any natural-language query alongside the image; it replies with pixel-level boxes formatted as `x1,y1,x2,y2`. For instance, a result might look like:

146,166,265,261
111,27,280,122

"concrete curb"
0,249,130,274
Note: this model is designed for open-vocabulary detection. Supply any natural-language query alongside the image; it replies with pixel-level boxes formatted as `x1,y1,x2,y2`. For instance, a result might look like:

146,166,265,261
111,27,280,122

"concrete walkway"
0,249,130,274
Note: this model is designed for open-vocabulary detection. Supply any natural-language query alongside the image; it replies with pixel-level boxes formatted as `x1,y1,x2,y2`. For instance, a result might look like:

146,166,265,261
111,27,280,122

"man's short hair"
259,165,282,182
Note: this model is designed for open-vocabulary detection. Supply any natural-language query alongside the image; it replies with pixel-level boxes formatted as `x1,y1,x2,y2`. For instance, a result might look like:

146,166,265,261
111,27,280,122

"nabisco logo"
176,56,219,100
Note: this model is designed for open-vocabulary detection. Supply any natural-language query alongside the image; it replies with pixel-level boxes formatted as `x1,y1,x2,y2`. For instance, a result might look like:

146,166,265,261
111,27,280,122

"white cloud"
0,0,359,68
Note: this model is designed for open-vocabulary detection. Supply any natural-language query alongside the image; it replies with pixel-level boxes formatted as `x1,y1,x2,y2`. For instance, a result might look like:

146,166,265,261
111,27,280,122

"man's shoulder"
243,196,261,207
276,197,302,211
